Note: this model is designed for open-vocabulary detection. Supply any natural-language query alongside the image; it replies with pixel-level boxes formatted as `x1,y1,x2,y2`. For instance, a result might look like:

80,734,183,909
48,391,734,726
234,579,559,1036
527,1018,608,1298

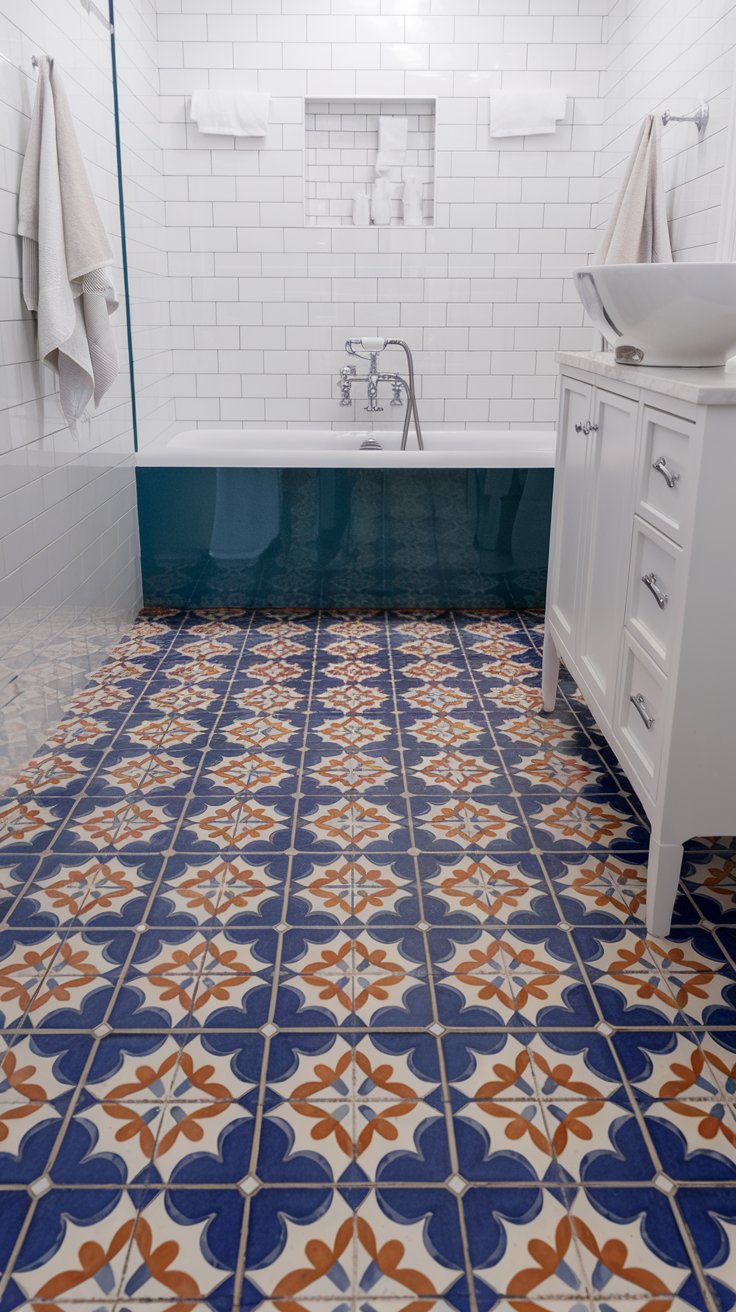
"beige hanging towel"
18,56,119,433
596,115,673,264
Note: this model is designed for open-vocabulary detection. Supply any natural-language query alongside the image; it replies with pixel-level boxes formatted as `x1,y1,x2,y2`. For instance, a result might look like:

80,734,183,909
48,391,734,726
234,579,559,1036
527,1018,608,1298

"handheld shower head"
345,337,387,356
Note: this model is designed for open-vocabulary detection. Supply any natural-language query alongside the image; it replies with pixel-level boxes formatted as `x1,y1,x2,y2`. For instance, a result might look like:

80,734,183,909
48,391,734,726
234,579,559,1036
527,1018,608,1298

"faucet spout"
340,338,424,450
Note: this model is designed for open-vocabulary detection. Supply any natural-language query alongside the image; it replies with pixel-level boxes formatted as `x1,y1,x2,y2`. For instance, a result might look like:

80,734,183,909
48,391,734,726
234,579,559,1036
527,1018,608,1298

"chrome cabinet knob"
630,692,655,730
652,455,680,488
575,420,598,434
641,572,668,609
574,421,583,432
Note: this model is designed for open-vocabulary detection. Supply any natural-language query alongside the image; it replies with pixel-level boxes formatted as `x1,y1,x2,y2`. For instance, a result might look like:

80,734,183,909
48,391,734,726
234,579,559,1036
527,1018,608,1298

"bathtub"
135,427,555,609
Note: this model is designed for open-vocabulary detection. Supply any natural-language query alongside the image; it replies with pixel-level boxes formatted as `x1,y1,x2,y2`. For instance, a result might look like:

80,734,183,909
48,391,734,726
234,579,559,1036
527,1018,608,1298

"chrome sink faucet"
338,337,424,450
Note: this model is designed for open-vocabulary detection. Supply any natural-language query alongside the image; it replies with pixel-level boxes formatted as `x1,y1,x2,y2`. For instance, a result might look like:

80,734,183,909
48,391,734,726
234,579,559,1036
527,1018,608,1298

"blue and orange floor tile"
0,609,734,1312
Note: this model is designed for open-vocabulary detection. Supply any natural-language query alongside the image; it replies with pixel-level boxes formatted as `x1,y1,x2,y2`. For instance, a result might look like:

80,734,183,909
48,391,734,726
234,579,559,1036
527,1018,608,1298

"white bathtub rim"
136,427,556,469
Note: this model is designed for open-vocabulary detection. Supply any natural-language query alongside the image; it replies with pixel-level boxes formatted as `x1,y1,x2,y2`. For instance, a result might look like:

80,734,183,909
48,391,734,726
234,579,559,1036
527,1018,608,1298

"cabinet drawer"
637,406,696,545
625,517,683,673
615,635,667,801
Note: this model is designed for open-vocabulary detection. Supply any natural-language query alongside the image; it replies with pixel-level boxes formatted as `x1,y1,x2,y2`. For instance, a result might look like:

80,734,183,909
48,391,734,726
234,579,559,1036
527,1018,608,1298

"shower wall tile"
599,0,736,261
0,0,145,788
155,0,736,430
156,1,605,434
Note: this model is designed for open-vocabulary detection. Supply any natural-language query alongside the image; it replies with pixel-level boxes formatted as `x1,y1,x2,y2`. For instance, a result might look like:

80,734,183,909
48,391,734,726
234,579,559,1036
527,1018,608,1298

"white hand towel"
489,88,567,138
190,90,270,137
595,115,673,264
18,57,118,433
376,116,408,170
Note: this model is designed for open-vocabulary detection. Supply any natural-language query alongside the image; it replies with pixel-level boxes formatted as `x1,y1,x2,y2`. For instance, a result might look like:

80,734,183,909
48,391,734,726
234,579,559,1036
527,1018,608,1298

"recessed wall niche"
304,97,436,227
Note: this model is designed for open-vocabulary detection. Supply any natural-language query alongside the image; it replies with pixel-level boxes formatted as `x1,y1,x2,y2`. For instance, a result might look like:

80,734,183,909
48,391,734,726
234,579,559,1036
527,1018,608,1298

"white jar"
370,171,393,225
402,172,423,226
353,192,370,225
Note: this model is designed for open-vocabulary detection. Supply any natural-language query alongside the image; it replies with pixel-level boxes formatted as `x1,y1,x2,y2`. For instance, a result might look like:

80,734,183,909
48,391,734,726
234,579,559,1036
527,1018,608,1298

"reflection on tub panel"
135,466,553,609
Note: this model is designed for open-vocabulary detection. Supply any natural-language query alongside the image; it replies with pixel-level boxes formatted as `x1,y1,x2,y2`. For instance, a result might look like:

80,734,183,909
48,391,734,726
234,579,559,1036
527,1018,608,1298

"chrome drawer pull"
630,692,655,730
652,456,680,488
641,572,668,609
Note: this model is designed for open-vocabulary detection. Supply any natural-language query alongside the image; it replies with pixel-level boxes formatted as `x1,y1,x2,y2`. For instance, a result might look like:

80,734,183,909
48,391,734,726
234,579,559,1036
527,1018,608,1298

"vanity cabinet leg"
646,836,684,937
541,627,560,712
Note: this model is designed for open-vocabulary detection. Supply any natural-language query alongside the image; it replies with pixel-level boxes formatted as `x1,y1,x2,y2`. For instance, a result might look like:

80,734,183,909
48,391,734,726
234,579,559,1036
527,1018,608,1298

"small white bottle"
371,170,393,225
402,172,423,226
353,192,370,225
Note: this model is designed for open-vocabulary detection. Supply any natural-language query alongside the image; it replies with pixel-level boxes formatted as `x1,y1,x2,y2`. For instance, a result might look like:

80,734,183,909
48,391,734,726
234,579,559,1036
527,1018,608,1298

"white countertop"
557,351,736,406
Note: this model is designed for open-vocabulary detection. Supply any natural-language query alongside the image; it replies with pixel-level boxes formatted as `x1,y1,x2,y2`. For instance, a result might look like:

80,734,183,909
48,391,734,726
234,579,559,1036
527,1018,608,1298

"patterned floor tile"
410,796,528,852
1,608,735,1306
287,854,418,925
403,748,508,796
0,797,75,854
521,794,649,852
420,853,551,924
276,928,431,1028
303,748,403,795
52,1033,262,1187
178,797,295,852
7,1187,244,1309
259,1030,448,1185
243,1187,467,1310
148,854,286,927
53,798,183,853
296,796,410,852
8,854,160,930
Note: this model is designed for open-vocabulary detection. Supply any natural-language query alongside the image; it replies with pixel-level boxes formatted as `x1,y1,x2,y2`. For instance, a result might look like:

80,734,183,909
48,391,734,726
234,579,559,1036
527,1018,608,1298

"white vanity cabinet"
542,352,736,936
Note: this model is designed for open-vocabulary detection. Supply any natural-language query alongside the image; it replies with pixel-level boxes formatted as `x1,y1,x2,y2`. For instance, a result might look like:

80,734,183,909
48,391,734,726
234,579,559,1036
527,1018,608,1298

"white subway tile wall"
599,0,736,260
157,1,606,435
0,0,144,787
304,98,436,226
115,0,177,449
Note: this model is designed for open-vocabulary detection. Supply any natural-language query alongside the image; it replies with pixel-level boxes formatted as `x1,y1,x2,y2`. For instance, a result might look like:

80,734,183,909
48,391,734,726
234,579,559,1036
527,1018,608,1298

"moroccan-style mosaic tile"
0,608,734,1312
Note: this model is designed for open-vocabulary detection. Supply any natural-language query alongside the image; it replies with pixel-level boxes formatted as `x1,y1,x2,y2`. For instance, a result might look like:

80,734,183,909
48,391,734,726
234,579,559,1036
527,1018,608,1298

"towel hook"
661,101,709,137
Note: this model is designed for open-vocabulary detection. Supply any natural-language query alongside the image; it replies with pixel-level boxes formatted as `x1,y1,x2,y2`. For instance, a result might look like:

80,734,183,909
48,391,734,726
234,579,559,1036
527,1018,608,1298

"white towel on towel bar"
18,56,118,434
595,115,673,264
376,116,408,170
489,88,567,137
190,89,270,137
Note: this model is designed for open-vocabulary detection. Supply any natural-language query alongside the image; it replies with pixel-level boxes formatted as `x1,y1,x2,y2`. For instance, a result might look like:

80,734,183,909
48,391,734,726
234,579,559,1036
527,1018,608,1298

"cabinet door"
545,376,592,647
577,386,639,725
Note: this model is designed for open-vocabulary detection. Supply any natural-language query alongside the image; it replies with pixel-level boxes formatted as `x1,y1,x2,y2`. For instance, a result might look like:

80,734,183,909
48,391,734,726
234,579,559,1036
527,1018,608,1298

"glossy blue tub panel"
135,465,553,608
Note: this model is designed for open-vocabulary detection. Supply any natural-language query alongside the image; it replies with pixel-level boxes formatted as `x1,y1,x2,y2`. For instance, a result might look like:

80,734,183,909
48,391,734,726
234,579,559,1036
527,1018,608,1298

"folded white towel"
596,115,672,264
190,89,270,137
489,88,567,138
376,115,408,170
18,56,118,433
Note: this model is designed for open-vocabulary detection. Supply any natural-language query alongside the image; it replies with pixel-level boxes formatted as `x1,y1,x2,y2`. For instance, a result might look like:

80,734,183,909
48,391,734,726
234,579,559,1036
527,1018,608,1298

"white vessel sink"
574,263,736,366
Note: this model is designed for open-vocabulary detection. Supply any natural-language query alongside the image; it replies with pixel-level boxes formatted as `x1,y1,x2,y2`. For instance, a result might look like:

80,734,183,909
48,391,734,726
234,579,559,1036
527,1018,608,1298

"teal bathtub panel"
136,465,553,608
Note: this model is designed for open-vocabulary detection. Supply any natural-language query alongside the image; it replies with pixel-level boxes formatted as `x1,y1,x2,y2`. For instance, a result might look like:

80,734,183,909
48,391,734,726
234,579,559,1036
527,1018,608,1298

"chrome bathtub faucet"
338,337,424,450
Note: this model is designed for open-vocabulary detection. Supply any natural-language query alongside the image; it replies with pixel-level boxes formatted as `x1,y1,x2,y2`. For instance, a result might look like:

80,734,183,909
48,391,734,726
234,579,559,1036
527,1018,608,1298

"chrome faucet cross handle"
338,365,355,406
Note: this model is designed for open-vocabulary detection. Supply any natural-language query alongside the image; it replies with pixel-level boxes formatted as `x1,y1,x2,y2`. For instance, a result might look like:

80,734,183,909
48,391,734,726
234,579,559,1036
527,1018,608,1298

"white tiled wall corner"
598,0,736,261
304,98,435,226
114,0,177,451
0,0,142,787
156,1,605,435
